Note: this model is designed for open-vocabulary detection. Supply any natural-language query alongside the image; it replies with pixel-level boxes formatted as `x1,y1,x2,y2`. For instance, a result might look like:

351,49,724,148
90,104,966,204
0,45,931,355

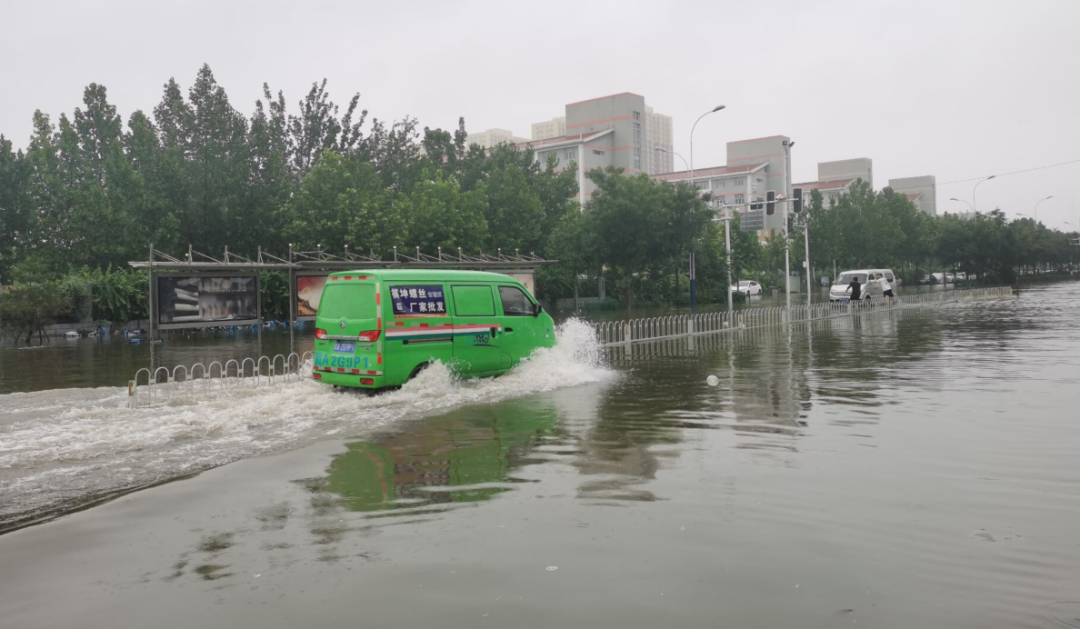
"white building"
646,106,674,175
888,175,937,215
793,158,872,208
653,135,795,235
531,117,566,141
816,158,873,188
529,97,674,176
465,128,529,149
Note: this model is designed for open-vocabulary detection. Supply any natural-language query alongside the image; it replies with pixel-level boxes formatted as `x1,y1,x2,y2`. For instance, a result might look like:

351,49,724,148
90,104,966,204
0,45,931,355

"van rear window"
318,284,375,320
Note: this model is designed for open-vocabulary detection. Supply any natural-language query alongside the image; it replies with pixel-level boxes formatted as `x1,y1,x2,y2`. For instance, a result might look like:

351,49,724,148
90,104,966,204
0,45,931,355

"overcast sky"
3,0,1079,228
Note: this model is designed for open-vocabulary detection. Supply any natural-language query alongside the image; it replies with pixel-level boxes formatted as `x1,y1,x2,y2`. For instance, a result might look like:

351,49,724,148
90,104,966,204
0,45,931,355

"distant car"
732,280,762,296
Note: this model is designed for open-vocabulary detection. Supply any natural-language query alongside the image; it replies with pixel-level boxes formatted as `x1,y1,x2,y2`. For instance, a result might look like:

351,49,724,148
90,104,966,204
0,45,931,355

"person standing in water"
846,275,862,301
877,273,894,301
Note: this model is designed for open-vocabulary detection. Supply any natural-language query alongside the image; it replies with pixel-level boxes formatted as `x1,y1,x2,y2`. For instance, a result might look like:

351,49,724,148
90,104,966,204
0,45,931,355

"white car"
829,268,899,302
732,280,762,296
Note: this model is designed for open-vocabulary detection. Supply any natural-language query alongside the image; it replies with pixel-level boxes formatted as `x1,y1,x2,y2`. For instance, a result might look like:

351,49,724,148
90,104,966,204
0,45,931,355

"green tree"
0,256,68,345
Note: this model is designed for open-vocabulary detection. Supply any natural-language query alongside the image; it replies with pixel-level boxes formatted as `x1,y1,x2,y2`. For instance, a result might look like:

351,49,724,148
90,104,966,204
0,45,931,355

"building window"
735,194,745,205
633,111,640,121
633,147,641,169
713,179,725,188
592,149,605,156
564,147,577,162
696,181,710,191
735,177,745,186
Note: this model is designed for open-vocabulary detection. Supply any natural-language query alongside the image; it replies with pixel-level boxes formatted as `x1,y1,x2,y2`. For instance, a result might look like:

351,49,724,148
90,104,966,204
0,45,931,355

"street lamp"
654,147,689,174
949,198,974,214
972,175,996,213
689,105,726,184
1034,195,1053,222
687,104,726,313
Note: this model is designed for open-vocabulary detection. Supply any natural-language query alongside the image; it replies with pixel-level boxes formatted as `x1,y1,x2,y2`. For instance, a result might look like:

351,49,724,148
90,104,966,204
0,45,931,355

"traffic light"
766,190,776,215
793,187,803,213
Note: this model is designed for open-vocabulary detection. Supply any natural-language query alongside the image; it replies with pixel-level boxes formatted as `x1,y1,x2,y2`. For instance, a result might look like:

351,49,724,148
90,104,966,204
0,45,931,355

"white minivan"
829,268,899,302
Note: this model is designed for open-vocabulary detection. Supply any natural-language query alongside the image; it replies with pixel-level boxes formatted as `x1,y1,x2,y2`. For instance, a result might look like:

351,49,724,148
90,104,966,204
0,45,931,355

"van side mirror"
533,301,542,317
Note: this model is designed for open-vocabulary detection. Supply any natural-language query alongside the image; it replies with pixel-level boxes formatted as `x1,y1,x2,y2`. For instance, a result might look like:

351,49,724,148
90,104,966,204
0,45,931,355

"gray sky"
3,0,1079,229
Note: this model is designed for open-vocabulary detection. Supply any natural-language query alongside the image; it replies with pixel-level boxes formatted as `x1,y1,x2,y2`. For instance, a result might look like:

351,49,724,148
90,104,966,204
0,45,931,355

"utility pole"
781,140,795,312
725,211,733,317
688,104,726,313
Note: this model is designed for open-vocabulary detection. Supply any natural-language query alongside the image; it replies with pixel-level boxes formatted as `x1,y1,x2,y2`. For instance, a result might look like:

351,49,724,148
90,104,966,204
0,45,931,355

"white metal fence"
129,351,313,407
593,286,1014,347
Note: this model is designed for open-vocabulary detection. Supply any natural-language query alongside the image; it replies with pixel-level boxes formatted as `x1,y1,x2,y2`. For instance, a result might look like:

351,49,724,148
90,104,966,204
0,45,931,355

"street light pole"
687,104,726,313
659,145,736,318
781,140,794,312
1034,195,1053,222
972,175,996,213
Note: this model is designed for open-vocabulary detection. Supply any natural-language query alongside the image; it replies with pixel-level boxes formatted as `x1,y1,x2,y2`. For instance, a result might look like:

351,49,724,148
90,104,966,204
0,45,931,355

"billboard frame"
152,271,262,331
292,270,332,322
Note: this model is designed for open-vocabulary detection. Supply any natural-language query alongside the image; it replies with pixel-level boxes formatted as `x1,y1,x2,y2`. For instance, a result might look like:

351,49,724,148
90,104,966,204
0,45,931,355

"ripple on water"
0,319,613,532
1044,602,1080,629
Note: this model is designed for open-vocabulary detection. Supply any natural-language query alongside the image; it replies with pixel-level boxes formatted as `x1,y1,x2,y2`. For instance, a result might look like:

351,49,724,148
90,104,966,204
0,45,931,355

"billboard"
740,209,765,232
156,274,259,329
295,274,329,320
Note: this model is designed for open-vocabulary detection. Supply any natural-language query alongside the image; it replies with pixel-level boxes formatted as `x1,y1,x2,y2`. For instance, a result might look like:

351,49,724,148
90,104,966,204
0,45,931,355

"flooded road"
1,283,1079,628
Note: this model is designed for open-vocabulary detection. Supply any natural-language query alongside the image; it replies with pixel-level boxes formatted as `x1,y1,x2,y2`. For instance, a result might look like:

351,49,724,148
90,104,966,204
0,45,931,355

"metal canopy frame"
131,245,556,341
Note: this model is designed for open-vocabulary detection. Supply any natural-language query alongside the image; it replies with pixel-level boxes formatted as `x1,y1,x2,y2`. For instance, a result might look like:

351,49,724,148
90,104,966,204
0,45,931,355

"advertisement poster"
295,274,329,319
502,272,535,295
390,285,446,317
157,275,259,328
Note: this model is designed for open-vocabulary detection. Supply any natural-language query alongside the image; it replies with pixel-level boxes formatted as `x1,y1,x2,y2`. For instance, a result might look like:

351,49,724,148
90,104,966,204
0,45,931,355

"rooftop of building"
793,179,855,192
516,128,614,150
652,163,766,181
728,135,791,144
565,92,644,107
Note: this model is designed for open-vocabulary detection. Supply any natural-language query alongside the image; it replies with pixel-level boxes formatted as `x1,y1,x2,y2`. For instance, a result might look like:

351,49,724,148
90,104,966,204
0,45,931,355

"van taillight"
360,378,374,385
313,372,322,380
358,330,381,342
315,328,328,340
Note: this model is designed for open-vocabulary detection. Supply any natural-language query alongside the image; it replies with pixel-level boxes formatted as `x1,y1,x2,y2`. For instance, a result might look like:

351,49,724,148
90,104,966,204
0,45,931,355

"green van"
312,269,556,390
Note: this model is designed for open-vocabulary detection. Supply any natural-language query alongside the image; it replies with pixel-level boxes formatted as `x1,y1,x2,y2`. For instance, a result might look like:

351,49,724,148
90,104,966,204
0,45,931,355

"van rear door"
315,279,381,374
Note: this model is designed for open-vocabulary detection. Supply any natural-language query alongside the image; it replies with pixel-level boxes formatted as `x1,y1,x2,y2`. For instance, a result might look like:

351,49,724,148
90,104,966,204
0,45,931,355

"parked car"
731,280,762,296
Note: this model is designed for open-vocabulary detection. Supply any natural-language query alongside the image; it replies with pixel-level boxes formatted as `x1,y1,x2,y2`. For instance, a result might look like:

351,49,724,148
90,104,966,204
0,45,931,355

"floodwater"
1,283,1079,628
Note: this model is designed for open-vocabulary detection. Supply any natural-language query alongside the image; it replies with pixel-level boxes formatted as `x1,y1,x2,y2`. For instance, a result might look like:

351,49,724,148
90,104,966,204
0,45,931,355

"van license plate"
333,341,355,353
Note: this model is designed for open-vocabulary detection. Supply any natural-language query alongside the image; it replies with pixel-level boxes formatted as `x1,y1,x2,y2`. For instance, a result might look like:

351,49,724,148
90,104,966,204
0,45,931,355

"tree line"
1,65,1077,342
805,180,1078,283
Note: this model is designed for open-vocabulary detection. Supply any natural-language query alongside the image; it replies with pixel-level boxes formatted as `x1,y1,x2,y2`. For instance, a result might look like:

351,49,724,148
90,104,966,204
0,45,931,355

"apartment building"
465,128,529,149
653,135,794,234
531,117,566,141
888,175,937,215
525,93,674,177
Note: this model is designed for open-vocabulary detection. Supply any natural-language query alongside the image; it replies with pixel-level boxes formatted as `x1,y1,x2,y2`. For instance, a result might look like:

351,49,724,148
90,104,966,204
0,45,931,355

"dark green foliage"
1,65,1075,326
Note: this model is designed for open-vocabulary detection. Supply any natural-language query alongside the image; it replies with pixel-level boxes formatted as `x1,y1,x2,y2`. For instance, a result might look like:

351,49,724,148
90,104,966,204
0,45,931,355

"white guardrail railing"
129,351,313,408
128,286,1013,406
592,286,1015,347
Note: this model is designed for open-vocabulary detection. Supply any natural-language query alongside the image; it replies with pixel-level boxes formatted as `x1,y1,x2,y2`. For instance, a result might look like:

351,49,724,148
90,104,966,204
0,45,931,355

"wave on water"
0,318,611,532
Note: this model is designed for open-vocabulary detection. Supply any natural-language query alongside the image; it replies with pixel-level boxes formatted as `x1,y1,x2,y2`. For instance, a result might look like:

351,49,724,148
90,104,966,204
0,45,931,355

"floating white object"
706,375,720,387
546,566,558,572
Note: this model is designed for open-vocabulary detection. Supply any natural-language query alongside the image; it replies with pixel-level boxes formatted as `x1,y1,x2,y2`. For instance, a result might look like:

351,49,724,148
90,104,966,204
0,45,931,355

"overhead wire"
937,159,1080,186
